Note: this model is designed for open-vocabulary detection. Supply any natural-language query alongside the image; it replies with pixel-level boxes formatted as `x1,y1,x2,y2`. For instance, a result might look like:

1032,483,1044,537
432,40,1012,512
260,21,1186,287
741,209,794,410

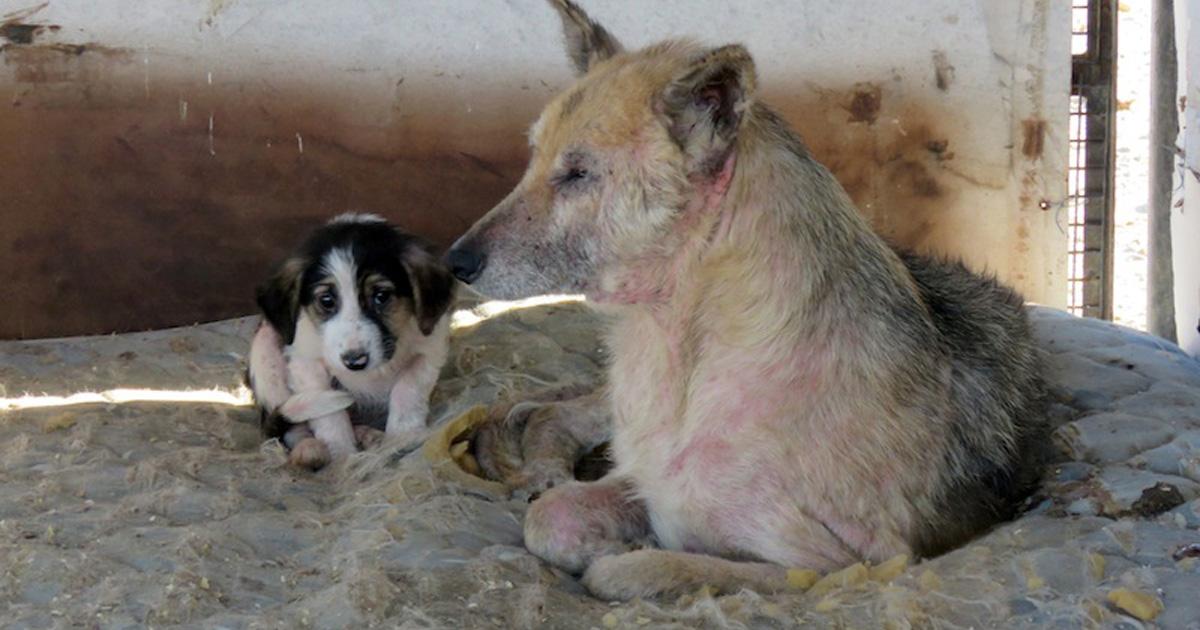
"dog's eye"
555,167,591,189
317,292,337,313
371,288,392,308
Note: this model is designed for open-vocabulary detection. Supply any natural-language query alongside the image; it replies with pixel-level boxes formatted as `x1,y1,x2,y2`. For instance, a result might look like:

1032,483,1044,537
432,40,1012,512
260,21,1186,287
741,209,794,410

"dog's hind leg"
476,387,612,496
581,549,789,601
519,389,611,494
524,475,650,574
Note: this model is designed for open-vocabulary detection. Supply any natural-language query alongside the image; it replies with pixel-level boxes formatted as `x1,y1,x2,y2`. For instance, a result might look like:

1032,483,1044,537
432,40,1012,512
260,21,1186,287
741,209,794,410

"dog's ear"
401,244,456,336
548,0,623,75
255,256,306,345
660,45,758,177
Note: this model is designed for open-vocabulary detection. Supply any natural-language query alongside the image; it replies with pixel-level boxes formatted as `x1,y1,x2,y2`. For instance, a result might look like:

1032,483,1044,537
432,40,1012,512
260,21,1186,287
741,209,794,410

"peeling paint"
933,50,955,91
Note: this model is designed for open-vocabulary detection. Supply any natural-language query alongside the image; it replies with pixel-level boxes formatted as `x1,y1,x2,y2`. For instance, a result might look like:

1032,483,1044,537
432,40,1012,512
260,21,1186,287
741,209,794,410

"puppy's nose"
445,248,486,284
341,350,369,371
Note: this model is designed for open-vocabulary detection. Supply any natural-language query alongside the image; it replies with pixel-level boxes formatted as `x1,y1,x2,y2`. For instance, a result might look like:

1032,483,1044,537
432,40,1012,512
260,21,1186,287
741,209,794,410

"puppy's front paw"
289,437,331,470
354,424,385,450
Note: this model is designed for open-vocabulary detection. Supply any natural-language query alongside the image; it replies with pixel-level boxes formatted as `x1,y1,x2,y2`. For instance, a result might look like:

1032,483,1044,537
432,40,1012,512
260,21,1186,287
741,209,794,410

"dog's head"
446,0,757,302
256,213,455,373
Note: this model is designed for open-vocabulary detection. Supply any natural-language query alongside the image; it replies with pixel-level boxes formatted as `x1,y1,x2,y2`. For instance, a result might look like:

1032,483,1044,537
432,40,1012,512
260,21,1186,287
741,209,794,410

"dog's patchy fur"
449,0,1046,600
248,214,455,469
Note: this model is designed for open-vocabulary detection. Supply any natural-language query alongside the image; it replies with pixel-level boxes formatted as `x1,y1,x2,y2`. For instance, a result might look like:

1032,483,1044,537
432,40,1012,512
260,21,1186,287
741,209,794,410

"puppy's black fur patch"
256,220,455,345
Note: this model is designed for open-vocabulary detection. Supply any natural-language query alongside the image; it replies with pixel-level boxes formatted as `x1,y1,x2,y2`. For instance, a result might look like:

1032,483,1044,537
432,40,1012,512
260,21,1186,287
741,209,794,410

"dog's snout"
445,248,486,284
341,350,370,371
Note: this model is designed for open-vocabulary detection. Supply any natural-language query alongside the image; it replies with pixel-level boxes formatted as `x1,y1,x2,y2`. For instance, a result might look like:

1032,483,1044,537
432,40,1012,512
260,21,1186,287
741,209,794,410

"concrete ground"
1,302,1199,628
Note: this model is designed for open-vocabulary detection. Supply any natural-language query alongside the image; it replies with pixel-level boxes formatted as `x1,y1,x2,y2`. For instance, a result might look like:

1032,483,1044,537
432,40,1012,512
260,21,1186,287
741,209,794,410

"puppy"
247,213,455,469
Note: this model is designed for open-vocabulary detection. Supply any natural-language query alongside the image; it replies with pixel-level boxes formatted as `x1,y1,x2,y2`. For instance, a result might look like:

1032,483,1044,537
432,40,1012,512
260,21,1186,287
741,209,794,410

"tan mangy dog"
447,1,1045,600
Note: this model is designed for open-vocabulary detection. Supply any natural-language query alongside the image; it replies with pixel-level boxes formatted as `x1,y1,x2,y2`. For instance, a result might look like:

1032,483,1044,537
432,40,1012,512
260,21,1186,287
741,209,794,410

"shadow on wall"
1,28,989,339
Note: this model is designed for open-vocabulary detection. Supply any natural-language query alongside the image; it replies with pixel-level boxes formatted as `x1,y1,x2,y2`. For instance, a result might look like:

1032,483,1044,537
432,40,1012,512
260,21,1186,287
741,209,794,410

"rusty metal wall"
0,0,1070,339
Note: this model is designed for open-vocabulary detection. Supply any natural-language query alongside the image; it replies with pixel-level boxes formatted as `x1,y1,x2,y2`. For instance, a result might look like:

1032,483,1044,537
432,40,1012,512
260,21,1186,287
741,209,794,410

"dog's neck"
589,153,737,308
604,107,926,353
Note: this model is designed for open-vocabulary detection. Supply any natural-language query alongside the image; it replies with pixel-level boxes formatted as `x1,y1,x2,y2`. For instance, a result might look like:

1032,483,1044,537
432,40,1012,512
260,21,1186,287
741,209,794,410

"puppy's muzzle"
445,247,486,284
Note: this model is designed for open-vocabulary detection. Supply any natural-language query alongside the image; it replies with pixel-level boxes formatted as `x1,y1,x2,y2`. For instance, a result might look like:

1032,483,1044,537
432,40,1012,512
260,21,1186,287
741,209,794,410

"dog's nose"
445,247,486,284
341,350,369,371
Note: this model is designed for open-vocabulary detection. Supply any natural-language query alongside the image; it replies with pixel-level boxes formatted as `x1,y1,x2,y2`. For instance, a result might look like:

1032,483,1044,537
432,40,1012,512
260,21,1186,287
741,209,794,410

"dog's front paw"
289,437,331,470
581,550,704,601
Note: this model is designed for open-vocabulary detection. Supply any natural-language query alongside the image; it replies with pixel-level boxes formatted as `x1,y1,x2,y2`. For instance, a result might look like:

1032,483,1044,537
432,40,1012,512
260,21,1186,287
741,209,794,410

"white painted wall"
1173,0,1200,355
0,0,1071,336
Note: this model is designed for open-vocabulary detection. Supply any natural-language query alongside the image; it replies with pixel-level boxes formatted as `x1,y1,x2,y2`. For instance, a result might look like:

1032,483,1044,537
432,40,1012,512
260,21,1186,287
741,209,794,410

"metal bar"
1149,0,1179,340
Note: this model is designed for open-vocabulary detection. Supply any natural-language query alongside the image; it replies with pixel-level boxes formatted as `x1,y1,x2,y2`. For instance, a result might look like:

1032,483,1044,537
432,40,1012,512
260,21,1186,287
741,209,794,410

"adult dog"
447,0,1045,600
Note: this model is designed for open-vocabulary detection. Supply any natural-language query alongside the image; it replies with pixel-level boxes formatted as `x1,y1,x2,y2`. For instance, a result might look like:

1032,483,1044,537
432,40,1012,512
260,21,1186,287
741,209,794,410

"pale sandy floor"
1113,2,1150,330
3,305,1200,627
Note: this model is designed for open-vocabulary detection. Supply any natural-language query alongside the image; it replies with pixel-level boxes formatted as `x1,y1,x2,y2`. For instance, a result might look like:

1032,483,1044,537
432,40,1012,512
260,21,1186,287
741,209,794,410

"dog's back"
899,252,1047,554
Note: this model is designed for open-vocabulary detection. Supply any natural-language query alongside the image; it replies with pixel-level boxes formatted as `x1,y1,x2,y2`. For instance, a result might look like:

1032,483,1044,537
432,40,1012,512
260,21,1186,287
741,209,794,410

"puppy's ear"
548,0,623,76
659,45,757,177
401,244,456,336
255,256,306,345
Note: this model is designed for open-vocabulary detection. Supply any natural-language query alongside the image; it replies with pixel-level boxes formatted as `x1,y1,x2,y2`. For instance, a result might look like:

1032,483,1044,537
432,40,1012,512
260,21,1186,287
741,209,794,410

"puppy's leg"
384,356,437,445
384,380,428,437
287,358,357,458
581,549,788,601
524,475,650,574
248,322,291,411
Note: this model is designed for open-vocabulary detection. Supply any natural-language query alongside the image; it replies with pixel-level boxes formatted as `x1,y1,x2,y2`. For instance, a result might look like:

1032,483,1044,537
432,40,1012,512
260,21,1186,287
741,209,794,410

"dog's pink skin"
524,477,650,574
600,169,918,569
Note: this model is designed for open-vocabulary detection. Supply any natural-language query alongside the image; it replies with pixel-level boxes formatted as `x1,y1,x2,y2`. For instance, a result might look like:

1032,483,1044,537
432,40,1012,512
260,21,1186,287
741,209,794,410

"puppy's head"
257,213,455,373
445,0,757,302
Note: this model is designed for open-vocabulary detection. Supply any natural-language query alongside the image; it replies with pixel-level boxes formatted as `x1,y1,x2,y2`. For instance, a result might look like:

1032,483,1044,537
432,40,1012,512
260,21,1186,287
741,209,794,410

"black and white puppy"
247,213,455,469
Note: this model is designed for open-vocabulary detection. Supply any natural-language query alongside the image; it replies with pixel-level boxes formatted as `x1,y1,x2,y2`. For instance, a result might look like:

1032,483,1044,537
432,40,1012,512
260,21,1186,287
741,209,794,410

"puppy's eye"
371,288,392,308
317,291,337,313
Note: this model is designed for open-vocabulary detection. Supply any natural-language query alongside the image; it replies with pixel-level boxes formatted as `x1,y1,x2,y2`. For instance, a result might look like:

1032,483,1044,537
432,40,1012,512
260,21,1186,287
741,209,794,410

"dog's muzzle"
445,247,486,284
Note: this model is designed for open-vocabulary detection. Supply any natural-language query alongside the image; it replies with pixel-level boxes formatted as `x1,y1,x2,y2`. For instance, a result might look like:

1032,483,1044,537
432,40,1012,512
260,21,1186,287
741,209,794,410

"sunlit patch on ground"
0,386,253,411
450,294,586,330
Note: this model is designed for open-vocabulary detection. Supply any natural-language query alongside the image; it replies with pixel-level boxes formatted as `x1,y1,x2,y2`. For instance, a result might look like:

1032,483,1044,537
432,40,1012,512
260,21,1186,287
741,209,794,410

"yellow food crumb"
1084,599,1108,623
42,413,77,433
1087,552,1106,581
814,596,840,613
869,554,909,583
601,612,619,628
1106,589,1163,621
918,569,941,592
786,568,820,590
810,562,868,596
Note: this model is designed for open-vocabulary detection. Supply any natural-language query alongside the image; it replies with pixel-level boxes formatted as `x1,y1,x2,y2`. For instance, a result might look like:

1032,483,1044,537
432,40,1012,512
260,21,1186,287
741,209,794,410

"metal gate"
1067,0,1118,319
